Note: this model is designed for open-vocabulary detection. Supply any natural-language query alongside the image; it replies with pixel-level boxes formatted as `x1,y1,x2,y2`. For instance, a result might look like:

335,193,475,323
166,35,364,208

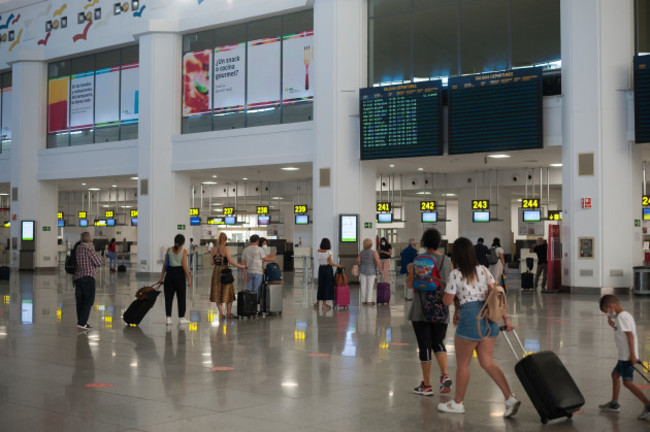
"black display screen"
360,81,443,160
635,55,650,143
448,68,543,155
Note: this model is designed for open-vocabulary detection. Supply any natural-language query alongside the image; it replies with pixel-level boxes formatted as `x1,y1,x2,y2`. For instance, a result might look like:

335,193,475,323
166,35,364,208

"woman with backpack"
407,229,453,396
437,237,519,417
210,232,247,320
158,234,192,325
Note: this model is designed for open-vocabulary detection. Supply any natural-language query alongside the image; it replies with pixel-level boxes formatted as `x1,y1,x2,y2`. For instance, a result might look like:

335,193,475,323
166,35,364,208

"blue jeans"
247,273,264,302
456,301,499,341
107,251,116,268
74,276,96,326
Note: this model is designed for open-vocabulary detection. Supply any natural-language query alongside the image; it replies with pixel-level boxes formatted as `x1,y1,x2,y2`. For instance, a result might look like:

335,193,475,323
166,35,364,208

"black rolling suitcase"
123,282,162,326
237,290,258,318
501,327,584,424
0,252,9,281
521,272,534,289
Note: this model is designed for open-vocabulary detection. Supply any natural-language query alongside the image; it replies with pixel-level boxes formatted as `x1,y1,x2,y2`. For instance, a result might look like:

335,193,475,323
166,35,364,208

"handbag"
220,267,234,284
351,264,360,277
477,266,507,338
334,267,348,286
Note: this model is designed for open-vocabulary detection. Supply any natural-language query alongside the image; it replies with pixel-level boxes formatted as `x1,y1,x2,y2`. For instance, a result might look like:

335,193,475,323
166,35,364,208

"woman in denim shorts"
437,237,520,418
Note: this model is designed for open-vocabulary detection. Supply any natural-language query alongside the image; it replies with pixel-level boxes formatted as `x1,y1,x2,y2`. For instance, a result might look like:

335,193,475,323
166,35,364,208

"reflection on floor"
0,268,648,431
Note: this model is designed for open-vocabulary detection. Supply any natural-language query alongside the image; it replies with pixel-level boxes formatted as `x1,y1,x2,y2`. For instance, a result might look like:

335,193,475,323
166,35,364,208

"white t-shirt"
614,311,639,360
445,265,495,305
242,245,266,274
316,250,333,266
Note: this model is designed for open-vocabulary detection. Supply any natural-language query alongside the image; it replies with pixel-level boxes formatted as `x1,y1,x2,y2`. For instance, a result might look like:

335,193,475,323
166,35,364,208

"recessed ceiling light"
202,181,217,185
81,182,86,186
88,187,100,191
517,199,523,202
211,202,223,206
111,184,117,188
242,177,248,181
418,168,424,171
102,205,110,208
488,154,510,159
130,176,138,180
550,163,563,167
121,205,132,208
272,196,284,200
281,167,300,171
443,193,456,197
212,175,217,178
281,382,299,387
389,164,395,168
0,193,8,196
415,191,431,195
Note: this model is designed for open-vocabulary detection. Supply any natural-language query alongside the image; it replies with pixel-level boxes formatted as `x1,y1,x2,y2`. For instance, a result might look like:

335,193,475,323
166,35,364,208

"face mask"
607,309,617,320
263,245,269,252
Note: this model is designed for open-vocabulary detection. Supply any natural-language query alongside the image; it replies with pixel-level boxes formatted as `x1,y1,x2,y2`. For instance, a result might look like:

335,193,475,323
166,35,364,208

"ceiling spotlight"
415,191,431,195
202,181,217,185
281,167,300,171
130,176,139,180
487,154,511,159
418,168,424,171
443,193,456,197
212,175,217,178
389,164,395,168
550,163,563,167
272,196,284,200
242,177,248,180
111,184,117,188
81,182,87,186
121,205,132,208
88,187,100,191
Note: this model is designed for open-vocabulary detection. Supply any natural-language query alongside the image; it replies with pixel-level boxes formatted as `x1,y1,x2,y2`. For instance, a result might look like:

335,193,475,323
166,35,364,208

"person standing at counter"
401,238,418,299
488,237,505,284
530,237,548,291
474,237,489,267
241,235,274,303
378,237,392,283
107,238,117,272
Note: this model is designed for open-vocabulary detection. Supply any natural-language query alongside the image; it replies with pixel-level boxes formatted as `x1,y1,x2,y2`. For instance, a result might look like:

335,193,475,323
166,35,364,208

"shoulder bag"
477,266,507,338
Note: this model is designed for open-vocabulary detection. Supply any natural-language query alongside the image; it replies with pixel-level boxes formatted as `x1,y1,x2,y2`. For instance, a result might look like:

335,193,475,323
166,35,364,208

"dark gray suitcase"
521,271,534,289
237,290,258,318
502,328,585,424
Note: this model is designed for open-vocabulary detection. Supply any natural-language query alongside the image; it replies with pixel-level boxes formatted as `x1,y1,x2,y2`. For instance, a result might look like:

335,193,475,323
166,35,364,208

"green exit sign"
364,222,372,229
635,219,641,227
42,226,51,231
177,224,186,230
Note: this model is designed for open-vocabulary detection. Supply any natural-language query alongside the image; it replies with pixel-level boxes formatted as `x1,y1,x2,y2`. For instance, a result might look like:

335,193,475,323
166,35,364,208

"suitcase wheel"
541,417,548,425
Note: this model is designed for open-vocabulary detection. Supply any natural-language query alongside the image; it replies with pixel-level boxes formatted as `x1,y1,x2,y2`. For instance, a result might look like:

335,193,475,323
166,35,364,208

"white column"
560,0,641,291
312,0,375,260
9,56,59,269
135,30,190,274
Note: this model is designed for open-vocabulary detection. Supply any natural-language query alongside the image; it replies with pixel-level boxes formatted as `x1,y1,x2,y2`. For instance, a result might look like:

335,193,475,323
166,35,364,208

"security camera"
527,174,533,180
513,176,518,182
411,180,416,186
467,178,472,183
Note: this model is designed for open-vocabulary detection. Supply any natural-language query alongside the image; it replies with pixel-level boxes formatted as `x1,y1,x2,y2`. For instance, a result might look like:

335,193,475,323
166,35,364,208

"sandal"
227,314,238,319
313,303,319,309
219,314,225,320
322,304,332,311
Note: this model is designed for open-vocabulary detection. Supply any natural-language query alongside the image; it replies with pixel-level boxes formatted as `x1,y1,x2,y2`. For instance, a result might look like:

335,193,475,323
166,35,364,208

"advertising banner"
48,76,70,133
282,31,314,103
247,37,281,109
213,43,245,113
95,67,120,127
1,87,11,141
69,71,95,130
183,49,212,117
120,63,139,124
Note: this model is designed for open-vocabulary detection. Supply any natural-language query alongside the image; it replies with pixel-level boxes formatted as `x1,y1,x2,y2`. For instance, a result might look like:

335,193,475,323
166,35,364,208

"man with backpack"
71,232,102,329
407,229,453,396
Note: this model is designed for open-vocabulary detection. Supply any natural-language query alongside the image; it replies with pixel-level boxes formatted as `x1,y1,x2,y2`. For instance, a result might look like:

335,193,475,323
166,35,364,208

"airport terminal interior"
2,0,650,430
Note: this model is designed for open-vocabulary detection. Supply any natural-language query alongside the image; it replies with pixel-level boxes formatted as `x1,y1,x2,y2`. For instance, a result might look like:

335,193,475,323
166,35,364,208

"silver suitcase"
264,283,283,315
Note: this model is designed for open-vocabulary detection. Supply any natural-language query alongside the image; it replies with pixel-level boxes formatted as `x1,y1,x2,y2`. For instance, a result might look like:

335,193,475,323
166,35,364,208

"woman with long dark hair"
158,234,192,325
314,238,343,311
210,232,246,320
437,237,519,417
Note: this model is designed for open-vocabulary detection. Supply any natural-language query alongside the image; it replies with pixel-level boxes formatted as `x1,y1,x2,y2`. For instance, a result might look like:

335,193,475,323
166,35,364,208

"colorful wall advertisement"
183,49,212,117
95,67,120,127
48,76,70,133
120,63,139,124
282,31,314,103
1,87,11,141
213,43,245,112
247,37,281,109
69,71,95,130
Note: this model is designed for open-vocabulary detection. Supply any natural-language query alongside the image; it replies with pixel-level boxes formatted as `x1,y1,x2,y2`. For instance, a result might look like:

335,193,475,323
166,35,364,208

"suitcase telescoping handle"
499,326,527,360
633,361,650,384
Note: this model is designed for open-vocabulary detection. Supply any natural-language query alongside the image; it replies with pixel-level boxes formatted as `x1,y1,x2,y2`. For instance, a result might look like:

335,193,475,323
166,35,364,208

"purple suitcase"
335,285,350,309
377,282,390,305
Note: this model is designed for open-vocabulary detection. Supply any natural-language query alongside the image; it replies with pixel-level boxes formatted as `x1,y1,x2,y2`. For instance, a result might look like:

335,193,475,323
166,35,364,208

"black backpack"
487,246,499,265
65,242,80,275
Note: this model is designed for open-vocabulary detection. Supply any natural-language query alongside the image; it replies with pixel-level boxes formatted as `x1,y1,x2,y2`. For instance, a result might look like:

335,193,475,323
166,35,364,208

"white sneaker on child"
438,400,465,414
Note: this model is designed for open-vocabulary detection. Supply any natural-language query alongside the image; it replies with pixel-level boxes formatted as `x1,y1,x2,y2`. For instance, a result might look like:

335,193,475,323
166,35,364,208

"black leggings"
412,321,448,362
164,266,186,318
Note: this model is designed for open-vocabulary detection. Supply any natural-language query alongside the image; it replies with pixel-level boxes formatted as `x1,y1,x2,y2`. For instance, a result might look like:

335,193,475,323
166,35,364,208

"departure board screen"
448,68,543,155
635,55,650,143
360,81,443,160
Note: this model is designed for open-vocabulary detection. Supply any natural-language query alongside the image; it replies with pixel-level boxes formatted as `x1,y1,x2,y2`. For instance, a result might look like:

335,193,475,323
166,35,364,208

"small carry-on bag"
237,290,258,318
521,272,534,289
262,281,283,315
334,284,350,310
377,282,391,305
501,327,585,424
123,282,162,326
265,262,282,284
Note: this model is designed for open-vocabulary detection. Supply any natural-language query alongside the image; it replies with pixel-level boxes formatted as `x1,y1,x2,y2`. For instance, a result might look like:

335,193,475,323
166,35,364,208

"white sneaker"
438,400,465,414
165,317,172,325
178,317,190,325
504,396,521,418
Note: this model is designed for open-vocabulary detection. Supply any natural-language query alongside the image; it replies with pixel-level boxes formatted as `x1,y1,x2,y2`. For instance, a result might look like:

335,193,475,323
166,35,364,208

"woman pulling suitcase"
158,234,192,325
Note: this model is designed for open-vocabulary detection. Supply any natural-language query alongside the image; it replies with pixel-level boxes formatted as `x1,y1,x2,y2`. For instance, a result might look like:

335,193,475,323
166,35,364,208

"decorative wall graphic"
84,0,99,10
37,32,51,46
8,30,14,41
0,14,15,30
8,28,22,51
0,34,6,42
61,17,67,28
133,5,145,18
72,20,92,42
53,4,67,16
45,20,52,32
11,14,20,25
94,8,101,20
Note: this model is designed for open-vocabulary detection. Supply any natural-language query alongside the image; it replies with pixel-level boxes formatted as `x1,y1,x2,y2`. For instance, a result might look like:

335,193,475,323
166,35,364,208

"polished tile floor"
0,267,649,431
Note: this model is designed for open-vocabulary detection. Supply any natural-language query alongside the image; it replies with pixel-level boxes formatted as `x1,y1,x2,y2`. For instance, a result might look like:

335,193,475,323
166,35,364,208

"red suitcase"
334,285,350,310
377,282,390,305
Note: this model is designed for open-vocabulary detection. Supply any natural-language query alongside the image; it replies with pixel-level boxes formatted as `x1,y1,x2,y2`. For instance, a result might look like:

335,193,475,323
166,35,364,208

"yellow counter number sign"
189,208,199,216
257,206,269,215
377,202,391,212
294,205,307,214
130,209,138,217
548,210,562,221
522,198,539,209
420,201,436,211
472,200,489,210
643,195,650,206
223,207,234,215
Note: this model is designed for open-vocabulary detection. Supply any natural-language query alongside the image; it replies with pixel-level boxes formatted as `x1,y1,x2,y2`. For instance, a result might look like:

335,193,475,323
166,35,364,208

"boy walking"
598,295,650,420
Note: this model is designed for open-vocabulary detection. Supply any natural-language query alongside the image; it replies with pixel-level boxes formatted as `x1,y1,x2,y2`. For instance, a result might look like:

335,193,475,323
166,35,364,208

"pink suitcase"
377,282,391,305
334,285,350,310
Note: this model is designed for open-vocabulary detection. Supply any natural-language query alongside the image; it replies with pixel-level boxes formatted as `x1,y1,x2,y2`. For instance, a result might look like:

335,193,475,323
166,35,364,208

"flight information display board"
360,81,443,160
635,55,650,143
448,68,543,155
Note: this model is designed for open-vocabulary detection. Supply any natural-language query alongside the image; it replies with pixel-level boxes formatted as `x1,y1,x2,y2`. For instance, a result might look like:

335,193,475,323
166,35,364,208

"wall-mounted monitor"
190,216,201,226
131,217,138,226
79,219,89,227
523,209,541,222
295,214,309,225
57,219,65,227
21,220,35,241
106,218,116,227
472,211,490,223
339,214,358,243
224,216,236,225
421,212,437,223
377,213,393,223
258,215,270,226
